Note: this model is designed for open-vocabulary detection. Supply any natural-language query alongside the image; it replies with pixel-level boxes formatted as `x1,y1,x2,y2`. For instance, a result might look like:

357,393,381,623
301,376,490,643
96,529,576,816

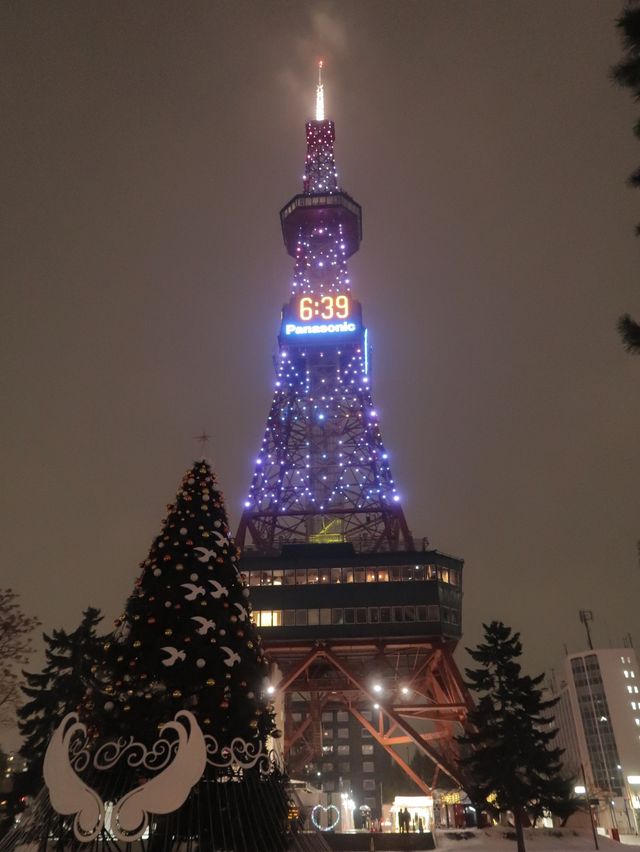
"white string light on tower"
316,59,325,121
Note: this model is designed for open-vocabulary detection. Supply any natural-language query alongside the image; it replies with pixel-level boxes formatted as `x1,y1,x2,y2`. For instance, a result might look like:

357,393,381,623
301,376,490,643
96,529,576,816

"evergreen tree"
457,622,571,852
618,313,640,353
90,459,275,748
18,607,103,793
613,2,640,353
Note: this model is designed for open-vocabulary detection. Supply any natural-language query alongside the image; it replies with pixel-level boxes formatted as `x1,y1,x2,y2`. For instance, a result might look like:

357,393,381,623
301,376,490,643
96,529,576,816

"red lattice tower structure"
237,66,472,803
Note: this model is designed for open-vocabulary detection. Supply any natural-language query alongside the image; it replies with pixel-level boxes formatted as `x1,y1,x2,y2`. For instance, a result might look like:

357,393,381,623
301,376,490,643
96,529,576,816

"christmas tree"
91,459,275,747
2,461,302,852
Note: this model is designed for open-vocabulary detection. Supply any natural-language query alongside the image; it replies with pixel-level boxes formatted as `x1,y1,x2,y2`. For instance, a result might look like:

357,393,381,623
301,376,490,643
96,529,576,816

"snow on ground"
433,828,640,851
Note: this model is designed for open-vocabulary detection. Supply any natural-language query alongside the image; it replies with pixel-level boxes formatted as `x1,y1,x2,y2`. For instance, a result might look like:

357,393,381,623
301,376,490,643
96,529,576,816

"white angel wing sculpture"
43,710,207,844
110,710,207,842
43,713,104,841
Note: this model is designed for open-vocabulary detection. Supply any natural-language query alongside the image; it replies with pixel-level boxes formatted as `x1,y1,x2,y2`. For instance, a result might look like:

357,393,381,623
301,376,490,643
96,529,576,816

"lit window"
338,728,349,739
635,719,640,727
632,672,636,679
628,686,634,694
632,702,637,710
625,671,630,678
362,744,374,755
256,610,282,627
635,686,638,694
363,761,375,773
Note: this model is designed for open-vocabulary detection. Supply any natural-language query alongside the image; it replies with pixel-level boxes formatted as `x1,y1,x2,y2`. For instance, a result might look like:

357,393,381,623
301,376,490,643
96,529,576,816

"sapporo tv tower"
237,65,472,799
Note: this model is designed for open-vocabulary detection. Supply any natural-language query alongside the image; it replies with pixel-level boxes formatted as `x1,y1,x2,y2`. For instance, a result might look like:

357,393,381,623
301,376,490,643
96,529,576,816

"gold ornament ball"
172,690,182,698
164,629,173,636
206,678,216,686
133,640,141,648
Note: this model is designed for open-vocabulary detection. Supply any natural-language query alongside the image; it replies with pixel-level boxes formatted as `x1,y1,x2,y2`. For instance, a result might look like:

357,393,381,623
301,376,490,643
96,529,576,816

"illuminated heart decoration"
311,803,340,831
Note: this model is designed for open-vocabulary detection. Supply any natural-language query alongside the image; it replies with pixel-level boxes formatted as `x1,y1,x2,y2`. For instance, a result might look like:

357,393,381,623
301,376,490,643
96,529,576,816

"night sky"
2,1,639,748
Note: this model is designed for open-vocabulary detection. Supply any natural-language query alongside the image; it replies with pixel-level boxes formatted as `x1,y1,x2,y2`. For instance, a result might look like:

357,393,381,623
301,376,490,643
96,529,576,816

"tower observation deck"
237,67,471,802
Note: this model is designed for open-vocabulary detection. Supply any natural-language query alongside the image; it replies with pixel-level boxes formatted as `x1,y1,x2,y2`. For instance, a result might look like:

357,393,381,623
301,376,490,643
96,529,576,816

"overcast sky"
2,1,639,747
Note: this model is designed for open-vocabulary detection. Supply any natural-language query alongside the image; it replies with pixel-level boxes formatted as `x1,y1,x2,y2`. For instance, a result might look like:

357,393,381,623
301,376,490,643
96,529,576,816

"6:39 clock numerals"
299,295,349,321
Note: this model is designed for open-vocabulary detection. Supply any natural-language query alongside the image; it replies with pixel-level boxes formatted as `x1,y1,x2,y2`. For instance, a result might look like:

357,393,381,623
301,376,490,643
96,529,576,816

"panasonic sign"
284,321,357,336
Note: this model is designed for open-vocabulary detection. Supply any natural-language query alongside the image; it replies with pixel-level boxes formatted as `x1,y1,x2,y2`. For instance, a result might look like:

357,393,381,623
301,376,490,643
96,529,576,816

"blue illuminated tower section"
237,66,413,555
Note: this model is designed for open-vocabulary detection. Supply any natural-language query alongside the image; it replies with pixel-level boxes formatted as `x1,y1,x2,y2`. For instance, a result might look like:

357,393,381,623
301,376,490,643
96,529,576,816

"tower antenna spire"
316,59,325,121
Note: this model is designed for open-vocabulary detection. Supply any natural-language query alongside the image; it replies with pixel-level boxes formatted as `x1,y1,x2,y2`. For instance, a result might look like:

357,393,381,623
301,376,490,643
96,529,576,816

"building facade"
552,648,640,833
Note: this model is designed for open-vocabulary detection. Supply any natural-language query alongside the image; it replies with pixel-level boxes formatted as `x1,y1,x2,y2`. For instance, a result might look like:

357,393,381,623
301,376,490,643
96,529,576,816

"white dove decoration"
233,603,248,622
193,546,215,563
191,616,216,635
111,711,207,842
181,582,205,601
210,530,228,548
208,580,228,599
43,714,104,841
161,647,186,667
221,646,241,667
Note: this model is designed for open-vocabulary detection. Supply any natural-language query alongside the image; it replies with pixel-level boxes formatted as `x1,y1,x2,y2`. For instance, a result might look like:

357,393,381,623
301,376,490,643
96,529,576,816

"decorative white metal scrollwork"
203,733,267,770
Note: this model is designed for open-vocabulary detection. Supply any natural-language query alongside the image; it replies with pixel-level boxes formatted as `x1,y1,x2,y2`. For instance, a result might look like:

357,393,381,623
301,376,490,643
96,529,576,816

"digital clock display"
281,294,361,339
298,294,350,321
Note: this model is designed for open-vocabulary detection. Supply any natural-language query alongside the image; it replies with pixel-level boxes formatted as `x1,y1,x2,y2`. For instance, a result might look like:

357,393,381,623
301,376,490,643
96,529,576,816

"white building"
551,648,640,833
